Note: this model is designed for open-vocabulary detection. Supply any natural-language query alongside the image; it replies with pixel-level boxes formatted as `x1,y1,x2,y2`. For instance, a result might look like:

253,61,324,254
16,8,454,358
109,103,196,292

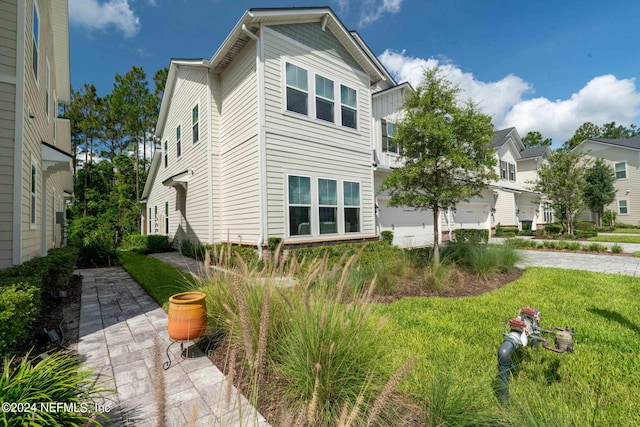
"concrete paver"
77,266,269,427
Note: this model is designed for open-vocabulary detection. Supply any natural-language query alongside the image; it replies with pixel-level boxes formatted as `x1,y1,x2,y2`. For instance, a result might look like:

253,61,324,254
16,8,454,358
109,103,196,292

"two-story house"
0,0,73,268
575,135,640,225
141,7,400,255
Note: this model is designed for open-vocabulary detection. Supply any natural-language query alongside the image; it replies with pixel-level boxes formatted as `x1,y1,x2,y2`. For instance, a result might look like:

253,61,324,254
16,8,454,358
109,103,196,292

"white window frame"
191,104,199,144
176,124,182,158
343,180,361,233
30,156,37,228
340,84,358,130
32,1,39,82
542,202,553,223
163,140,168,168
165,201,169,235
287,174,312,237
508,163,516,181
148,207,152,235
53,93,57,142
383,120,399,154
318,177,338,235
614,162,627,180
285,62,309,116
618,199,629,215
315,74,334,123
500,160,507,179
154,205,158,233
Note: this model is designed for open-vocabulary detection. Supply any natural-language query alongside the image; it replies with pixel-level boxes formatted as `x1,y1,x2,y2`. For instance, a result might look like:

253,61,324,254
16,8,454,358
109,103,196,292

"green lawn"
613,228,640,234
588,234,640,243
119,251,197,309
376,267,640,426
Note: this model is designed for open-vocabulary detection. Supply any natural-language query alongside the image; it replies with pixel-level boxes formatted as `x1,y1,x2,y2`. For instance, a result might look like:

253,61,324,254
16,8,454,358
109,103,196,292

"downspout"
242,23,267,258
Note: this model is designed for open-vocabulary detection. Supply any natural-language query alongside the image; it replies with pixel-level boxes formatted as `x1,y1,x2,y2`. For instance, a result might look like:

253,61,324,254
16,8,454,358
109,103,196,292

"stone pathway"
77,267,269,427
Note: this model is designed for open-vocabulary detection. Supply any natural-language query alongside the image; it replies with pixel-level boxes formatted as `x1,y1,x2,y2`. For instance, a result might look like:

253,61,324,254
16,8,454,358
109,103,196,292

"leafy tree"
600,121,639,139
531,150,588,234
378,67,497,265
522,131,552,147
563,121,640,151
583,158,617,226
563,122,601,151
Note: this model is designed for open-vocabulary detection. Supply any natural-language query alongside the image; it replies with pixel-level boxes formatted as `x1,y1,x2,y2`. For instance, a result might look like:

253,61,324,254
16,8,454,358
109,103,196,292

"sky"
68,0,640,147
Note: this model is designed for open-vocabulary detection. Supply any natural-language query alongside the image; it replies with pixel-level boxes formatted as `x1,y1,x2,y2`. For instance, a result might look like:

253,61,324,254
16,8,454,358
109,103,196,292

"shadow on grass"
588,307,640,335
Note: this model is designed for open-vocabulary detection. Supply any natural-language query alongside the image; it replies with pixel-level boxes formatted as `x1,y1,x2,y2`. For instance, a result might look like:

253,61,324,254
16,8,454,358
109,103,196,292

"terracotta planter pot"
167,291,207,341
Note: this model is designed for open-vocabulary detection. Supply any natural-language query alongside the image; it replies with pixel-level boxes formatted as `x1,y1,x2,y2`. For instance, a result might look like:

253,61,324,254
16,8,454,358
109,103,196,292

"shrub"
122,234,171,254
0,352,107,426
575,221,595,231
146,235,171,253
180,239,207,260
602,210,617,227
543,223,563,234
455,228,489,244
586,243,607,252
268,237,282,252
381,230,394,244
574,230,598,239
0,283,41,357
210,244,259,267
495,224,518,237
611,244,623,254
517,229,534,236
75,235,119,267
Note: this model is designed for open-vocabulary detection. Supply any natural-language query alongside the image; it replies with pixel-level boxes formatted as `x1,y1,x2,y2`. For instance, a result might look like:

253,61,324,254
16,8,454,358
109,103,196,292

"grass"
376,267,640,425
119,251,197,309
613,228,640,234
588,234,640,244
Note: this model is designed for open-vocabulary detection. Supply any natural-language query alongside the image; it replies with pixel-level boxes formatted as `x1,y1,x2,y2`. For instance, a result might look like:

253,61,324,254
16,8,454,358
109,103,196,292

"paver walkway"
516,250,640,276
77,267,269,427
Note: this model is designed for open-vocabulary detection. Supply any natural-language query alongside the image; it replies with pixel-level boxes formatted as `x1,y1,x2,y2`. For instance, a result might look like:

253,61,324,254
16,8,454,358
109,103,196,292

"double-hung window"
192,105,199,143
315,75,334,123
163,141,168,168
286,63,308,115
165,201,169,235
32,2,39,80
45,59,50,118
614,162,626,180
382,121,399,154
344,181,360,233
318,178,337,234
618,199,629,215
176,125,181,158
340,85,357,129
508,163,516,181
500,160,507,179
288,176,311,236
30,160,37,226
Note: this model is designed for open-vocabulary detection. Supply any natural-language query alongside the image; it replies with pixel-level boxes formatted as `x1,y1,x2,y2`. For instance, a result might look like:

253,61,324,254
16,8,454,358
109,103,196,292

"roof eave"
51,0,70,104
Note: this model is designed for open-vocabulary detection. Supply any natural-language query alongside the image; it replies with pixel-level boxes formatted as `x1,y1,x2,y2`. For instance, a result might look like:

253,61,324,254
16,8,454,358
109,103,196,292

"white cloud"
334,0,402,27
378,50,640,143
69,0,140,38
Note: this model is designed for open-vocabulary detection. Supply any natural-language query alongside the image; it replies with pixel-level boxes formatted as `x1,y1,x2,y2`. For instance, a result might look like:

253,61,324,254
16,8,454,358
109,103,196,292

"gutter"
242,24,267,258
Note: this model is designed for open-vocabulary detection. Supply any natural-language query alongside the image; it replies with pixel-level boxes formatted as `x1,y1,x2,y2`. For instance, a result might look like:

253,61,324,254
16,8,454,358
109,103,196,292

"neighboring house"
373,126,552,247
575,135,640,225
0,0,73,268
142,7,400,254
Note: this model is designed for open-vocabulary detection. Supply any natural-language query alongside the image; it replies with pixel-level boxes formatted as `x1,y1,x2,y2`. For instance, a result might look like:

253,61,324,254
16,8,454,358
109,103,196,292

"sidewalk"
77,266,269,426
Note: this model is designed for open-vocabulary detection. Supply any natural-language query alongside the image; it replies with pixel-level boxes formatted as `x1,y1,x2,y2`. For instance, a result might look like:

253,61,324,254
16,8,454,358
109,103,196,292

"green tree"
600,121,639,139
531,150,587,234
522,131,552,147
563,122,601,151
583,158,617,226
378,67,497,265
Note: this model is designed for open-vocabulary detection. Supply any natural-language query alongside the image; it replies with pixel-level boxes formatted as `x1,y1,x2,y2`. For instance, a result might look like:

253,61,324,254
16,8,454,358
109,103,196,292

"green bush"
543,223,563,234
121,234,171,254
574,230,598,239
0,352,107,426
575,221,595,231
602,210,617,227
381,230,394,244
586,243,607,252
594,226,615,232
0,283,41,357
495,223,518,237
75,235,119,267
517,229,534,236
611,244,623,254
268,237,282,252
454,228,489,244
180,239,207,260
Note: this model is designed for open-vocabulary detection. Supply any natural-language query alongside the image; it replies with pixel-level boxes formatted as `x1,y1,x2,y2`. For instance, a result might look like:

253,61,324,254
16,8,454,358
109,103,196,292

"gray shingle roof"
588,135,640,150
520,146,549,159
491,127,515,148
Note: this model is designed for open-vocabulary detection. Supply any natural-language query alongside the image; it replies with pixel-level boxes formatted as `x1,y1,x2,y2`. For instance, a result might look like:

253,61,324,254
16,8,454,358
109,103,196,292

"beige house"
575,136,640,225
0,0,73,268
142,7,399,254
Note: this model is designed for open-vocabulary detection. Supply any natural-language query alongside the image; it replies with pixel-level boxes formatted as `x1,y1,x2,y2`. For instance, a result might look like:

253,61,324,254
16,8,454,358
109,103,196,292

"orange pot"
167,292,207,341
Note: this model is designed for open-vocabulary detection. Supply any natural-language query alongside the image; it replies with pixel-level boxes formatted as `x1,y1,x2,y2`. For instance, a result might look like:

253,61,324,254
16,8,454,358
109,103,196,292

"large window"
286,63,308,115
344,181,360,233
614,162,627,180
618,199,629,215
318,178,337,234
165,201,169,235
288,176,311,236
382,120,399,154
192,105,199,144
340,85,357,129
163,141,168,168
315,75,334,123
500,160,507,179
508,163,516,181
176,125,181,158
32,2,39,80
30,160,37,227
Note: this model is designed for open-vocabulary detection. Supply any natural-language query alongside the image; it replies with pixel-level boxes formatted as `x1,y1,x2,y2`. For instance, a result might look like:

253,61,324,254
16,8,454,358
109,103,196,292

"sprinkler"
497,306,575,403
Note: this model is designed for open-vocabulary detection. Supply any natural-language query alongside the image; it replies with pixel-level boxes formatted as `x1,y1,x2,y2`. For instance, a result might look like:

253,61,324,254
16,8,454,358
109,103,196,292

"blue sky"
68,0,640,145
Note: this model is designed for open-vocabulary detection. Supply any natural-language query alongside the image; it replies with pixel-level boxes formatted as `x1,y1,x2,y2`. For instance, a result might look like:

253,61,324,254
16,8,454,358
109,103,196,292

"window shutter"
381,119,388,151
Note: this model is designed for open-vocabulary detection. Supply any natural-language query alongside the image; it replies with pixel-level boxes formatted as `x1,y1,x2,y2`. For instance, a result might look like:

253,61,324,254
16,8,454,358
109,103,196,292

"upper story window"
286,63,308,115
288,175,311,236
176,125,181,158
192,105,199,144
340,84,357,129
508,163,516,181
45,59,50,118
32,2,39,80
382,120,399,154
500,160,507,179
614,162,626,180
315,75,334,123
163,141,168,168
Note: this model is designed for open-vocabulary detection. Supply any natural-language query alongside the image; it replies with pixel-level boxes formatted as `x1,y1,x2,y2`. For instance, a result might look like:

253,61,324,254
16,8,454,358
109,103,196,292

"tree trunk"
432,206,440,266
83,137,88,216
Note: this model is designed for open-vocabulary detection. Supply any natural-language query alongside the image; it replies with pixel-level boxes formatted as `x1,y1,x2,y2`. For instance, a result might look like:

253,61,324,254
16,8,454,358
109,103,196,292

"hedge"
122,234,172,254
454,229,489,244
0,283,41,357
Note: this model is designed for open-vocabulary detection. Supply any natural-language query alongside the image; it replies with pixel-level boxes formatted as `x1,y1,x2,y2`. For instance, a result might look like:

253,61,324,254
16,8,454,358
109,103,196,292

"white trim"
286,173,313,238
317,176,339,235
191,102,200,145
207,71,213,244
175,123,182,158
32,0,40,85
13,0,26,264
30,154,37,229
617,198,630,215
343,180,361,233
45,56,50,121
614,161,627,180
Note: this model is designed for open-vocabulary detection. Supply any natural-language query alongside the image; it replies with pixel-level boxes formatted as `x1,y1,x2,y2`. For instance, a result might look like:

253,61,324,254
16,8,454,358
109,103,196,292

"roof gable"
581,135,640,151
